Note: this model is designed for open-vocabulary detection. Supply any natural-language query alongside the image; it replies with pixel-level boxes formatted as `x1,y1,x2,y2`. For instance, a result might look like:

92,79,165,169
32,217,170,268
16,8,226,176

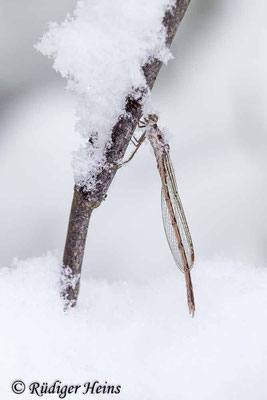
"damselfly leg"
119,132,146,167
130,135,140,147
120,114,158,167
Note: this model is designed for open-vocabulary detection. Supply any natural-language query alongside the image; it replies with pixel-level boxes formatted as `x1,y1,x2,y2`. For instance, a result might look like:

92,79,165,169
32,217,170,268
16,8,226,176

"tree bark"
62,0,191,308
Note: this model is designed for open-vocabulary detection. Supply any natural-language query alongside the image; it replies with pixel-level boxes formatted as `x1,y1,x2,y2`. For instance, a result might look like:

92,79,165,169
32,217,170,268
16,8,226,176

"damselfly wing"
159,148,195,315
161,149,194,272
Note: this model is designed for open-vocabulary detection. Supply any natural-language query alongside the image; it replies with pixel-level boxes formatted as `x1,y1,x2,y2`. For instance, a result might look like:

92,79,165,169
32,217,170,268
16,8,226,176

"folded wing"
161,149,194,272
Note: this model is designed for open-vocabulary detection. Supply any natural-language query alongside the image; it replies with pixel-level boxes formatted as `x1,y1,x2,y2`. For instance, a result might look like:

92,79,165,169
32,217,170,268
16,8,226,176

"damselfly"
121,114,195,316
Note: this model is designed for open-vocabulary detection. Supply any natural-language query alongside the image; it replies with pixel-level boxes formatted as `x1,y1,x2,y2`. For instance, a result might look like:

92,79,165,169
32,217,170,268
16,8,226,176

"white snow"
1,253,267,399
36,0,174,191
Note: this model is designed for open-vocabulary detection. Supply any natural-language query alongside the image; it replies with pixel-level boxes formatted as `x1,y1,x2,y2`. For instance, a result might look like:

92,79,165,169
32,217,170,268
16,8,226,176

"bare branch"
62,0,191,308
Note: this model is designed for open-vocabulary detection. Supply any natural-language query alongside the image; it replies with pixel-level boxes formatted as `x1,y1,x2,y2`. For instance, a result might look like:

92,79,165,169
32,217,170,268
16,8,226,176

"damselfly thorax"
121,114,195,316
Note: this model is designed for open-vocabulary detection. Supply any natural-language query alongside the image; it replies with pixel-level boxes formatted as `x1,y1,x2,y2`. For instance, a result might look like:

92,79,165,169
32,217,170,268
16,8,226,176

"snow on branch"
36,0,175,191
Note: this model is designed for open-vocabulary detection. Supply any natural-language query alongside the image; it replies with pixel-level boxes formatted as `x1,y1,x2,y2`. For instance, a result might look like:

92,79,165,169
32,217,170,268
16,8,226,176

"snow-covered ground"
1,253,267,399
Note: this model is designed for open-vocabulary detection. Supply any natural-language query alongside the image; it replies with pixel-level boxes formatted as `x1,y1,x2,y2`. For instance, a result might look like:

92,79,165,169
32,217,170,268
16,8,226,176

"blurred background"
0,0,266,279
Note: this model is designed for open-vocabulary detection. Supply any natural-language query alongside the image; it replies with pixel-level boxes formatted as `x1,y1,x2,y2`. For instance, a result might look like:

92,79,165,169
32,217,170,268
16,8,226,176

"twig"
62,0,191,309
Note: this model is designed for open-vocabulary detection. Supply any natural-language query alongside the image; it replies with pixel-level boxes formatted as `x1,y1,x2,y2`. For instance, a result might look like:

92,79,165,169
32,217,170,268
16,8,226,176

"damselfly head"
139,114,159,128
147,114,159,124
